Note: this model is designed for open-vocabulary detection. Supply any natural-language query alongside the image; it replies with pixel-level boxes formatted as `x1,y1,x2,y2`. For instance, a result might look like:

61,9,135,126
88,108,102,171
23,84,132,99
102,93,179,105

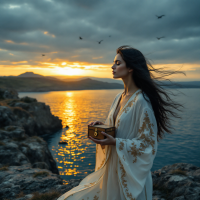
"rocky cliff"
0,88,62,137
0,87,64,199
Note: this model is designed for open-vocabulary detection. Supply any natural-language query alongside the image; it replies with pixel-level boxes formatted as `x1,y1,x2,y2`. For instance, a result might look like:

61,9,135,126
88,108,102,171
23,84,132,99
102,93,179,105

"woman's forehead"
114,53,123,61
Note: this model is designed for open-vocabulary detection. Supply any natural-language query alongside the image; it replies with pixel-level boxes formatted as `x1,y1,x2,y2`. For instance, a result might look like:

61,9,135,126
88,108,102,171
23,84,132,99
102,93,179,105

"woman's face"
112,53,132,78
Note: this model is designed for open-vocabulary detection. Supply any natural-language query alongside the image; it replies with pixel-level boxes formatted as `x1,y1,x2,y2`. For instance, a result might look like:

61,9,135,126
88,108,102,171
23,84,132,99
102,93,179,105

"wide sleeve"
95,92,121,172
115,106,158,199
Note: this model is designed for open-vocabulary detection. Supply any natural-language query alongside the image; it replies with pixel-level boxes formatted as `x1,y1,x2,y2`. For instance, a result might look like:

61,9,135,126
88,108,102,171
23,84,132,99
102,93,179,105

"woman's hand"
89,131,116,146
88,121,104,126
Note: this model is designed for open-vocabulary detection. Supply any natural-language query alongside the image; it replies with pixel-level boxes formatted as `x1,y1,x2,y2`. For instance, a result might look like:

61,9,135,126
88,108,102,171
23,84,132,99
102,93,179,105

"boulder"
0,163,64,200
0,88,19,100
0,134,59,174
152,163,200,200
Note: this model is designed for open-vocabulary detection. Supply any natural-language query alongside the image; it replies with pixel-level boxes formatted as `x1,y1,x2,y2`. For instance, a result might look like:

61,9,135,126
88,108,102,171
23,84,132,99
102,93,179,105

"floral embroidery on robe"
116,103,158,200
56,89,158,200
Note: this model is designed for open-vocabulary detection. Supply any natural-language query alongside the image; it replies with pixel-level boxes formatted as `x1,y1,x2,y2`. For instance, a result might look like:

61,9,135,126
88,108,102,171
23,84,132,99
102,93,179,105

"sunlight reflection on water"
18,88,200,181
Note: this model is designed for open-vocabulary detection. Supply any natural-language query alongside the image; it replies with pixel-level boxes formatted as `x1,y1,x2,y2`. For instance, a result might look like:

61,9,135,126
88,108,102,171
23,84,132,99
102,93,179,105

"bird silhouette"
156,15,165,19
97,40,103,44
156,36,165,40
42,54,45,56
109,35,111,37
79,37,83,40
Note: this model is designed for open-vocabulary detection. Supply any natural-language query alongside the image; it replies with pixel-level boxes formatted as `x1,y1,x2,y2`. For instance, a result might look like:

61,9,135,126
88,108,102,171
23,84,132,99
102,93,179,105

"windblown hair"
116,45,186,142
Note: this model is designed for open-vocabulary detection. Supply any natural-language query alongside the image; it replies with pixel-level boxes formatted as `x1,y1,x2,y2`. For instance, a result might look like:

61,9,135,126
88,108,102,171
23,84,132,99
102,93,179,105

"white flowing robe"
57,89,158,200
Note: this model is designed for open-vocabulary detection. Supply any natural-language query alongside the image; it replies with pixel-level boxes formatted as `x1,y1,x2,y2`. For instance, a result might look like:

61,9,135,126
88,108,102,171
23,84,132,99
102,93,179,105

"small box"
88,124,115,140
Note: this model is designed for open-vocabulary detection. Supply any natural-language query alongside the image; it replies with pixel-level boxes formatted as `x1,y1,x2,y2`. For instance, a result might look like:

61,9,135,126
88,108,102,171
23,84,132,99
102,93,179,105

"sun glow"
54,67,83,75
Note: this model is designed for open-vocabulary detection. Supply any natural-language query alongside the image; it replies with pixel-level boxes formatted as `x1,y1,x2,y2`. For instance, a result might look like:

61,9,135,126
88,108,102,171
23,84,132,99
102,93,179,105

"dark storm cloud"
0,0,200,66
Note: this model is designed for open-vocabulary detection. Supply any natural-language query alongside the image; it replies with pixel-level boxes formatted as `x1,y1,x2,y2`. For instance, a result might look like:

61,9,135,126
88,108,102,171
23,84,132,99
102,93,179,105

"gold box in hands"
88,124,115,140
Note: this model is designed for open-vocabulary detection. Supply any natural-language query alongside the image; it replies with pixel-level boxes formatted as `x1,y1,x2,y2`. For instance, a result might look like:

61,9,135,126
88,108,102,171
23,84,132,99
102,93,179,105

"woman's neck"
122,75,139,95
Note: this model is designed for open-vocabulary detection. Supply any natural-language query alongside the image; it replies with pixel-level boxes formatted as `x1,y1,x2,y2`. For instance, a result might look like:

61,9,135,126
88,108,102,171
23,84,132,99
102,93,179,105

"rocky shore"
0,87,199,200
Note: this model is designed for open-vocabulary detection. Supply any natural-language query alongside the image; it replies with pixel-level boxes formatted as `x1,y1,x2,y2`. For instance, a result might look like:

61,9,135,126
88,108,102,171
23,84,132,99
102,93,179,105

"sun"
54,66,83,76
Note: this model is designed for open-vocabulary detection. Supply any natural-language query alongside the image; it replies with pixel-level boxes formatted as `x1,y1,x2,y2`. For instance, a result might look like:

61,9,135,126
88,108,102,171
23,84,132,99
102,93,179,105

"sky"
0,0,200,81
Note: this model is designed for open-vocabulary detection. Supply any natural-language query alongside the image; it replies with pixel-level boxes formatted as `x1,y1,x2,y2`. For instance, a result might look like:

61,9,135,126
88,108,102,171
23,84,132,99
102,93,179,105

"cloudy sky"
0,0,199,81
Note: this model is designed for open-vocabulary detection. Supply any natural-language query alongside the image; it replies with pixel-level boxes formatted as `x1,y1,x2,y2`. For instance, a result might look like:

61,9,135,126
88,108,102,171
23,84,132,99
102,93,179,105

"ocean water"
18,88,200,182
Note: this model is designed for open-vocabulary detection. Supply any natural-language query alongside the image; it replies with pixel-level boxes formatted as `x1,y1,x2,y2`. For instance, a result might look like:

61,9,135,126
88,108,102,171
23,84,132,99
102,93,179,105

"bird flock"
41,15,166,56
155,14,165,40
78,14,166,45
79,36,108,44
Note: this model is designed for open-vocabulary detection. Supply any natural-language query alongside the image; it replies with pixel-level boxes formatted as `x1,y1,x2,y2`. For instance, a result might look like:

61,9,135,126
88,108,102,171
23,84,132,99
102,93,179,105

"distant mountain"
18,72,43,78
17,72,59,81
62,76,124,85
0,72,200,92
0,77,124,92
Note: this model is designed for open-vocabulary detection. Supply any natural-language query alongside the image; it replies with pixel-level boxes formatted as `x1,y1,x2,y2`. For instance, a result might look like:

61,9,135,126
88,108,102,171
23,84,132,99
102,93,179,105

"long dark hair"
116,45,186,142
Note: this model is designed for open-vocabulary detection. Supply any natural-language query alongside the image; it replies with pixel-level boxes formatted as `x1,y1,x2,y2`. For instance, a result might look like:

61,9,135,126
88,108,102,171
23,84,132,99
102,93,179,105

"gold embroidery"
128,110,155,163
116,91,142,128
119,159,136,200
93,195,99,200
117,118,120,127
119,141,125,151
97,157,106,170
84,182,96,187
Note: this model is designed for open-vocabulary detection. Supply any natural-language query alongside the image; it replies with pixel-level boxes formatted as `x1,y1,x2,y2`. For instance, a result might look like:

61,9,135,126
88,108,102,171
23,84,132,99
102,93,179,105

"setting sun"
54,66,84,76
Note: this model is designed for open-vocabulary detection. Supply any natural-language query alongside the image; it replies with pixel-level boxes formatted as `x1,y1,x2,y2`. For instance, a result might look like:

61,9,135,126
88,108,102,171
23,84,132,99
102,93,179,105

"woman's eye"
116,63,120,65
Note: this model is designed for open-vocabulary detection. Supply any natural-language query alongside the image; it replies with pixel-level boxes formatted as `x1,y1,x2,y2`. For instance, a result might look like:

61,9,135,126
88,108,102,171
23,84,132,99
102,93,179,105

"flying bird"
42,54,45,56
97,40,103,44
156,36,165,40
156,15,165,19
109,35,111,37
79,37,83,40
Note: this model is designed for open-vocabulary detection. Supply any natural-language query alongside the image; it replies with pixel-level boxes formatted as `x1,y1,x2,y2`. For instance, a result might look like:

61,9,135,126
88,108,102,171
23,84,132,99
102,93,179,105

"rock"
0,141,29,166
0,163,63,200
0,88,19,100
0,135,59,174
32,162,49,170
20,96,37,103
0,89,62,136
0,106,16,128
152,163,200,200
0,126,28,140
0,88,64,199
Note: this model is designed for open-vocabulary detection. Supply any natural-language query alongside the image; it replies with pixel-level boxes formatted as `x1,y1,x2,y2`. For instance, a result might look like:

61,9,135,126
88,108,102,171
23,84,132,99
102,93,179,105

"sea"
18,88,200,183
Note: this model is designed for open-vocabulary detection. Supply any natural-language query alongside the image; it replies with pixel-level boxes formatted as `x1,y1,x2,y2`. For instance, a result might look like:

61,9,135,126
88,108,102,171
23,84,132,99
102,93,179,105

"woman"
57,45,185,200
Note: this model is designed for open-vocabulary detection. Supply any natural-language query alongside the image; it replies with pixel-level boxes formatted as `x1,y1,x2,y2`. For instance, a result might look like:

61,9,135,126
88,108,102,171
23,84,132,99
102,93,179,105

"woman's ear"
129,68,133,73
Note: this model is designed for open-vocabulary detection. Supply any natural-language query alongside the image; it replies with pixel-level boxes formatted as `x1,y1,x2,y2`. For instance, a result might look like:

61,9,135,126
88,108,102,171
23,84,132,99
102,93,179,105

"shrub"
33,171,49,178
0,164,9,171
30,190,61,200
